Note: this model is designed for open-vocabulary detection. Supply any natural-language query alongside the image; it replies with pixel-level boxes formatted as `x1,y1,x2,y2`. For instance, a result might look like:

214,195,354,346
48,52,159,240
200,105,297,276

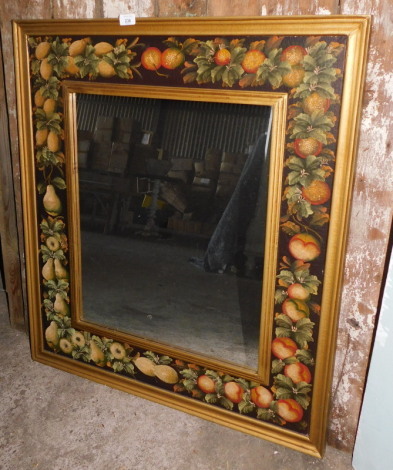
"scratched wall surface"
0,0,392,453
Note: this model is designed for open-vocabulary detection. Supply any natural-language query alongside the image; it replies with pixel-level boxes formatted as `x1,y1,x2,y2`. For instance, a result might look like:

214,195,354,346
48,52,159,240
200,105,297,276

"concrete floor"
0,292,355,470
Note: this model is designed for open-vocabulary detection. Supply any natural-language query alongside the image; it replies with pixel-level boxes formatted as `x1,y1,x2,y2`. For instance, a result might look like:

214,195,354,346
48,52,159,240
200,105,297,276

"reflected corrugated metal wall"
77,94,161,134
76,94,270,160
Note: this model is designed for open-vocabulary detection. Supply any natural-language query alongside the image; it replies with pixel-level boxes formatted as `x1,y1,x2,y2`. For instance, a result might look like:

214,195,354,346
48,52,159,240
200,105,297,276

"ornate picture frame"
13,16,370,457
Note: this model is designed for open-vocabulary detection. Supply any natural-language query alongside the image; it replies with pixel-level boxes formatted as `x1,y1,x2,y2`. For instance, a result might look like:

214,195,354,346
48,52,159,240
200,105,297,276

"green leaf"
206,370,221,381
307,128,328,145
274,374,294,390
275,314,294,328
281,220,301,236
219,396,234,410
182,378,196,391
294,394,310,410
51,177,66,190
158,355,172,365
124,363,135,375
301,275,321,295
275,388,294,400
276,326,292,338
37,182,47,194
276,270,295,286
257,408,275,421
296,349,315,366
238,400,255,415
292,321,315,345
144,351,159,363
204,393,218,404
275,288,287,304
231,46,246,63
235,378,250,390
267,70,283,88
296,381,313,394
180,368,198,380
211,65,225,83
41,244,52,257
271,359,285,374
31,59,41,76
310,210,330,227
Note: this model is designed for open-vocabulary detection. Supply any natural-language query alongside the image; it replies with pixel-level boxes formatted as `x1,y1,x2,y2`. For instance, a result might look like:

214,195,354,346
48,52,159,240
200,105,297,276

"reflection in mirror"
76,93,271,370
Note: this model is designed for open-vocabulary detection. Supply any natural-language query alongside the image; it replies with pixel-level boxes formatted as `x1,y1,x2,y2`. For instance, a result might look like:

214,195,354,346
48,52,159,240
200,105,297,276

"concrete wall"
1,0,392,453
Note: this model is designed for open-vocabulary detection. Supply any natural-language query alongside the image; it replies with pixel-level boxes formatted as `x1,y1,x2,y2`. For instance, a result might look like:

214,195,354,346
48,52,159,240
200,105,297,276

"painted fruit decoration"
271,337,298,360
302,180,331,206
250,386,274,408
27,32,346,432
276,399,304,423
214,47,231,66
43,185,62,216
224,382,244,404
280,45,307,65
302,92,331,114
284,363,312,384
288,233,321,262
141,47,162,71
197,375,216,394
241,50,266,74
282,298,310,321
294,138,323,159
161,47,185,69
287,283,310,301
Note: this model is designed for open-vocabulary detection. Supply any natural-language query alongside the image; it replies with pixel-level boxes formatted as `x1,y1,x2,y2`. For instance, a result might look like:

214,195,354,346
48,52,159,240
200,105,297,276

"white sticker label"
119,14,136,26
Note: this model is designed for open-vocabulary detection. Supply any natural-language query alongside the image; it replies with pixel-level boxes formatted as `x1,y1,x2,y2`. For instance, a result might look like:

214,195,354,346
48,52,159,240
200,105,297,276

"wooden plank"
258,0,339,15
157,0,207,17
52,0,97,18
0,35,25,330
207,0,260,16
326,0,393,452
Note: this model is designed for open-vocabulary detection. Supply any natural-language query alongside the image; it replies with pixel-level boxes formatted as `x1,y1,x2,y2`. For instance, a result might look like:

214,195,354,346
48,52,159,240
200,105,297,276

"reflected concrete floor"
81,230,261,370
0,292,354,470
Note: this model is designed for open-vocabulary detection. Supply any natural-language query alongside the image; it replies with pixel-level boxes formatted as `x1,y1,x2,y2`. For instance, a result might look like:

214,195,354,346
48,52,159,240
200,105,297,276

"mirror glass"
76,92,271,370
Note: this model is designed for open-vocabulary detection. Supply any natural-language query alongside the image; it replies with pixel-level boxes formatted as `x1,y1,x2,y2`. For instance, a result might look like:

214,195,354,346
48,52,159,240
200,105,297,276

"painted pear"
45,321,59,349
89,341,106,367
42,258,55,281
54,292,69,316
54,258,68,280
43,185,62,216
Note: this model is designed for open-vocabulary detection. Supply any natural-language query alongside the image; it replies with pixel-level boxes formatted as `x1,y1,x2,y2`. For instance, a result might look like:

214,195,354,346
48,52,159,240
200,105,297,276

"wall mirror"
13,16,370,457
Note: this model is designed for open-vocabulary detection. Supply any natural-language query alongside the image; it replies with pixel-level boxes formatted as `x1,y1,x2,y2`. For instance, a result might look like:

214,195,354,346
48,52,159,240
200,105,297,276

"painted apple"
284,362,312,384
288,233,321,262
287,283,310,301
250,386,273,408
224,381,244,403
276,398,304,423
271,337,297,360
197,375,216,394
282,298,310,322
